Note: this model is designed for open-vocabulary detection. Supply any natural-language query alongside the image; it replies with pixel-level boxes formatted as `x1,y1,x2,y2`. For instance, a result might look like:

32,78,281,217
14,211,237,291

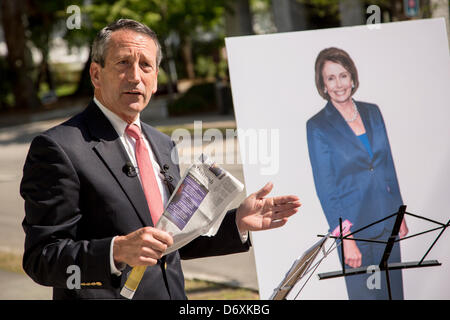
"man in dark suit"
20,19,301,299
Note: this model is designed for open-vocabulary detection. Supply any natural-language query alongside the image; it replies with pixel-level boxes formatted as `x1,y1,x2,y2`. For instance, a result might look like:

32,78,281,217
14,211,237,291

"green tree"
27,0,77,97
1,0,82,109
1,0,41,110
79,0,227,80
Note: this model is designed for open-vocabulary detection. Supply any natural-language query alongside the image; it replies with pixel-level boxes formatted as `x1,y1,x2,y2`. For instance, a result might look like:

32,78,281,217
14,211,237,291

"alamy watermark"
66,264,81,289
66,5,81,30
170,121,280,176
366,265,381,290
366,5,381,30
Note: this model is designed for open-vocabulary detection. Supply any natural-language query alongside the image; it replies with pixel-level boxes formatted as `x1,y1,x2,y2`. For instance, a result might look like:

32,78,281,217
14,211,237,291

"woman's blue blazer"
306,100,403,239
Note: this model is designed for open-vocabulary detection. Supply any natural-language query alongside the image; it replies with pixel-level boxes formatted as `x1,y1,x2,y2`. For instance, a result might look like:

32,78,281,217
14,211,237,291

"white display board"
226,18,450,299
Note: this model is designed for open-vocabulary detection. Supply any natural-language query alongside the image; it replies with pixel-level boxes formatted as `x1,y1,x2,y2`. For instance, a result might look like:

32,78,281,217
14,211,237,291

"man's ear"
89,62,101,89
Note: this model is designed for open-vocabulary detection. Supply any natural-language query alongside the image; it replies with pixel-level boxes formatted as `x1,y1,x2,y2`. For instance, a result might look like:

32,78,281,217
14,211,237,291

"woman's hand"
399,218,409,239
343,234,362,268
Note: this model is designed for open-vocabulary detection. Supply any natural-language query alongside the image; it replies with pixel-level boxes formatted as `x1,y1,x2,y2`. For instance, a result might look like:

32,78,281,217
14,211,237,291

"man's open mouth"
123,91,143,95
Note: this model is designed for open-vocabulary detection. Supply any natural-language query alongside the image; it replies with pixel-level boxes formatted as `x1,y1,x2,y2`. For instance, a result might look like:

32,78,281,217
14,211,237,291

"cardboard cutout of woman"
306,47,408,299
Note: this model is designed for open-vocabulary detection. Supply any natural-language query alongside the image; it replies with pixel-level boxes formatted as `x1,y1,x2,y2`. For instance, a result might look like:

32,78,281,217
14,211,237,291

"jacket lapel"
324,100,365,152
356,101,375,159
141,123,180,195
83,101,154,227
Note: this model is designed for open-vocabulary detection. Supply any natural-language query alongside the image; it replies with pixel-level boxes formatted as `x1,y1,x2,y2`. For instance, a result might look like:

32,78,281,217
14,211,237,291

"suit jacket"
306,100,403,239
20,100,250,299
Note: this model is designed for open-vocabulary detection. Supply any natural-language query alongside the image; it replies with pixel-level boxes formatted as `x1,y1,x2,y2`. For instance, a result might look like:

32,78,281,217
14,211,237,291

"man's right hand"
113,227,173,267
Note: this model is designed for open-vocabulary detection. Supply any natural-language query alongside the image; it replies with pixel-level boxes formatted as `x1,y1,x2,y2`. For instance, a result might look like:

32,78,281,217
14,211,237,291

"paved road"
0,102,258,299
0,269,52,300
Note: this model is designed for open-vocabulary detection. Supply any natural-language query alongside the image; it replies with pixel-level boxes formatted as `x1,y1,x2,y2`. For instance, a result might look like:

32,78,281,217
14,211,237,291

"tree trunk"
75,51,93,97
271,0,307,32
1,0,41,109
225,0,254,36
339,0,364,26
161,40,177,102
180,36,195,79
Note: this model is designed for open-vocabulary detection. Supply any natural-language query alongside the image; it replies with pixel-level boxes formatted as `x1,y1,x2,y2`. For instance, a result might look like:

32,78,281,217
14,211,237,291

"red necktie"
126,124,164,225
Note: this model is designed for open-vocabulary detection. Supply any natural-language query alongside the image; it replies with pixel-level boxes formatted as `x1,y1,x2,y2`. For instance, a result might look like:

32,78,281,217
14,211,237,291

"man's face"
90,29,158,123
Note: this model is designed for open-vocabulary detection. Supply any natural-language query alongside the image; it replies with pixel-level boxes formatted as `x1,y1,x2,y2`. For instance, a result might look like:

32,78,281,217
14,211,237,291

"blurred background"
0,0,448,300
0,0,448,118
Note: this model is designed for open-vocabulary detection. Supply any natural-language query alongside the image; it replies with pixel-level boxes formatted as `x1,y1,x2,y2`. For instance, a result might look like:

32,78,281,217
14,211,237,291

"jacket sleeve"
20,134,120,289
306,119,358,232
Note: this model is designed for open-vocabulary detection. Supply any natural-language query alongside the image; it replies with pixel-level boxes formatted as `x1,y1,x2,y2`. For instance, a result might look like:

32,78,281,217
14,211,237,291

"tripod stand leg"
379,206,406,268
339,217,346,275
385,268,392,300
419,219,449,265
379,206,405,300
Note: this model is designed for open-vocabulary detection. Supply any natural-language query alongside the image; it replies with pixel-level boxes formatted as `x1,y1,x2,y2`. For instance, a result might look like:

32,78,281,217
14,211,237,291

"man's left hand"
236,182,301,234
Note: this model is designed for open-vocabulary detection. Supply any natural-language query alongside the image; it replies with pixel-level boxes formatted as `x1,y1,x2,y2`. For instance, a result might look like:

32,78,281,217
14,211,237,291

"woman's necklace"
345,101,358,123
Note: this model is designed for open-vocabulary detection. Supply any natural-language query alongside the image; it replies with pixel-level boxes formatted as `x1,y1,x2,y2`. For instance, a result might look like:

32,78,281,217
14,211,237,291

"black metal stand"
317,205,449,300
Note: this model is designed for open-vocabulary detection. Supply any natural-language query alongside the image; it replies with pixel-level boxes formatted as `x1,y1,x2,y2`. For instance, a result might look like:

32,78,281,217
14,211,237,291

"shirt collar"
93,96,141,137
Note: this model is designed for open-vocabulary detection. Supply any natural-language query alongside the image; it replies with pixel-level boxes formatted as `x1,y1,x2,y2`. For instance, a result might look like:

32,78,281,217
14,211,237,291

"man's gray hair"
91,19,163,68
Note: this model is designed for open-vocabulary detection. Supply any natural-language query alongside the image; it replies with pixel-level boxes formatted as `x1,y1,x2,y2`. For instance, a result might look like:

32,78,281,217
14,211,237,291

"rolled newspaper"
120,154,243,299
120,266,146,299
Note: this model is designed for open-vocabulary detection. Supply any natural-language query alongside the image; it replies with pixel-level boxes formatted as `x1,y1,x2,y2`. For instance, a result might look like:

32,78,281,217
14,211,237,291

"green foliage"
77,0,229,81
51,63,82,85
79,0,227,40
195,56,216,79
28,0,81,54
297,0,340,28
168,82,217,116
1,0,233,110
296,0,428,27
298,0,339,18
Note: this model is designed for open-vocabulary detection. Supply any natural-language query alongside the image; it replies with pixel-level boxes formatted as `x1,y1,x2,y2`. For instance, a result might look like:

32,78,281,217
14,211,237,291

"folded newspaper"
120,154,244,299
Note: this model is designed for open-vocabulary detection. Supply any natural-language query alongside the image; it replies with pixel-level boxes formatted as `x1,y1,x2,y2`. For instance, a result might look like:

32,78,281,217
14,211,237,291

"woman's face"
322,60,353,104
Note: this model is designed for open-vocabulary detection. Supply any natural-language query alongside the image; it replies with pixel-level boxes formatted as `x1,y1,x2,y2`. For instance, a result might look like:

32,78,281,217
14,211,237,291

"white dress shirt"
94,98,169,276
